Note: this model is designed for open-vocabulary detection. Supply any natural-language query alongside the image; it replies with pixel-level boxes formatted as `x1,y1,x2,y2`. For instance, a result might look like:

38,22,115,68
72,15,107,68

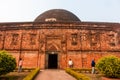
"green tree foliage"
0,50,16,75
96,55,120,78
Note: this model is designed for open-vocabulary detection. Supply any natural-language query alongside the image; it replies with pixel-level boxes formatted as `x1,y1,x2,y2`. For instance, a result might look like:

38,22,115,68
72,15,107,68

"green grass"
0,72,30,80
85,74,103,80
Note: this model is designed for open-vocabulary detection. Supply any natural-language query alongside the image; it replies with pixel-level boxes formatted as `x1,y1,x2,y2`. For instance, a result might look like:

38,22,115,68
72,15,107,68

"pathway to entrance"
34,69,76,80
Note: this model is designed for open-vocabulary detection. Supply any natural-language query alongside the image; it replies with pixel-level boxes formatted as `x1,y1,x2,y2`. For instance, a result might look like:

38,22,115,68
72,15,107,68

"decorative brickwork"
0,9,120,69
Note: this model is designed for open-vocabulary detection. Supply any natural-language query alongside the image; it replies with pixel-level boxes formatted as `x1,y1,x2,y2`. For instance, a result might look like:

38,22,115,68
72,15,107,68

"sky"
0,0,120,23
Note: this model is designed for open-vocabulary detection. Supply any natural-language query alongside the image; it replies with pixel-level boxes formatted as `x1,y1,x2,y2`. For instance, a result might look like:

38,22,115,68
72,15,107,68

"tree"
0,50,16,75
96,55,120,78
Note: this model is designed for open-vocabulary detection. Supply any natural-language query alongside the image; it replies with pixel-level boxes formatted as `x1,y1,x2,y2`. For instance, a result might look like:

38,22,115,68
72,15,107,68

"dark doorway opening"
48,54,58,69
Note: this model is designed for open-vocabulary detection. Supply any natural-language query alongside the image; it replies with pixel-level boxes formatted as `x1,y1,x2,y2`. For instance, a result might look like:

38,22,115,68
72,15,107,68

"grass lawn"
0,72,30,80
84,73,103,80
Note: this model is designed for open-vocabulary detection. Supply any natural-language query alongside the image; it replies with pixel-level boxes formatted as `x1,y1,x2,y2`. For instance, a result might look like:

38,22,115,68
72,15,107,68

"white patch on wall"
45,18,56,22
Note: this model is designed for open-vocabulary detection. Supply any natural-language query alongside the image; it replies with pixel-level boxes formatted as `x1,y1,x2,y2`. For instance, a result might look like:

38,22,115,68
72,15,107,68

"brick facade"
0,22,120,69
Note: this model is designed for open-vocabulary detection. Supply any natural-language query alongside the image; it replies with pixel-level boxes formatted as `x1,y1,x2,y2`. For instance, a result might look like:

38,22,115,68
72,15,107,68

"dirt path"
34,69,76,80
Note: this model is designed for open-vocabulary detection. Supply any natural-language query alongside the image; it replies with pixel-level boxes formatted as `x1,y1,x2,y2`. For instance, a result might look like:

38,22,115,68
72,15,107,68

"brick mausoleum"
0,9,120,69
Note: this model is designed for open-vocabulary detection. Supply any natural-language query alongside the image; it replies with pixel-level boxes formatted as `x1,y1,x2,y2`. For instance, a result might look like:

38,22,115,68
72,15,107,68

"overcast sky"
0,0,120,23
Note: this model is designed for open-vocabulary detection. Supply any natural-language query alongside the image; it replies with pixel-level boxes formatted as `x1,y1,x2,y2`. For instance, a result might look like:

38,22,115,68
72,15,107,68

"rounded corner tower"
34,9,81,22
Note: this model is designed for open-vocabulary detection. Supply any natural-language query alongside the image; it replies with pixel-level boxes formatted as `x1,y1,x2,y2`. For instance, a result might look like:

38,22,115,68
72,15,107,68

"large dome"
34,9,81,22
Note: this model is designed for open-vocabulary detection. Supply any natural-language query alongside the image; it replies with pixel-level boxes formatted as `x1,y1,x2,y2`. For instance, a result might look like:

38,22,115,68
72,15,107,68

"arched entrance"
45,43,60,69
48,52,58,69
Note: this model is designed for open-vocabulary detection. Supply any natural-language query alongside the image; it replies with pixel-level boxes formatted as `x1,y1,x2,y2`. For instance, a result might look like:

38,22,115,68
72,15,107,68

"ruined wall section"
0,22,119,52
100,31,119,51
4,30,21,50
66,26,120,52
21,30,39,50
0,30,39,51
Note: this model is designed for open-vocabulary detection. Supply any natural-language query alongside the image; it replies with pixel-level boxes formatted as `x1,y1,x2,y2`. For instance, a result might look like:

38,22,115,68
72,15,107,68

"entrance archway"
45,43,60,69
48,53,58,69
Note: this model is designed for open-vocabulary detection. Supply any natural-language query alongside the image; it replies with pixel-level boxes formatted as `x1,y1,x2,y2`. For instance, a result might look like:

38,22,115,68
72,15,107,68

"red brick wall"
0,22,120,69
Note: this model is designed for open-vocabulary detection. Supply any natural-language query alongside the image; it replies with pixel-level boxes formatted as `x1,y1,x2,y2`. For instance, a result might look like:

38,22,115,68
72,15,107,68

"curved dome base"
34,9,81,22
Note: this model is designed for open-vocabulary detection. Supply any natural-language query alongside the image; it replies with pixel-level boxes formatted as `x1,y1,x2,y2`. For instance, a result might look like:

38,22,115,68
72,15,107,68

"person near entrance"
91,59,96,74
18,58,23,72
68,59,73,68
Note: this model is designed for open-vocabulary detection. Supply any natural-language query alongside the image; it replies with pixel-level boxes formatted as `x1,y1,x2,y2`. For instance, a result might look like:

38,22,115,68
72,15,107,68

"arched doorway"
48,52,58,69
45,44,60,69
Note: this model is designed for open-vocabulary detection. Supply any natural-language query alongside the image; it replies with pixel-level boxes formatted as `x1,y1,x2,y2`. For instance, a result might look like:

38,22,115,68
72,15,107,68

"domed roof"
34,9,81,22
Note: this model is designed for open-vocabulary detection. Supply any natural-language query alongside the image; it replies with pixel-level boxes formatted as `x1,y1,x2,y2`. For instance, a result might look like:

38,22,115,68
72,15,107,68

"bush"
23,68,40,80
96,55,120,78
0,50,16,75
65,68,90,80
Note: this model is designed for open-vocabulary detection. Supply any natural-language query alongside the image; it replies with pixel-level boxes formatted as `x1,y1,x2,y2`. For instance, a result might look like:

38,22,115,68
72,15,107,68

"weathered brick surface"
0,22,120,69
4,30,21,49
0,31,4,49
